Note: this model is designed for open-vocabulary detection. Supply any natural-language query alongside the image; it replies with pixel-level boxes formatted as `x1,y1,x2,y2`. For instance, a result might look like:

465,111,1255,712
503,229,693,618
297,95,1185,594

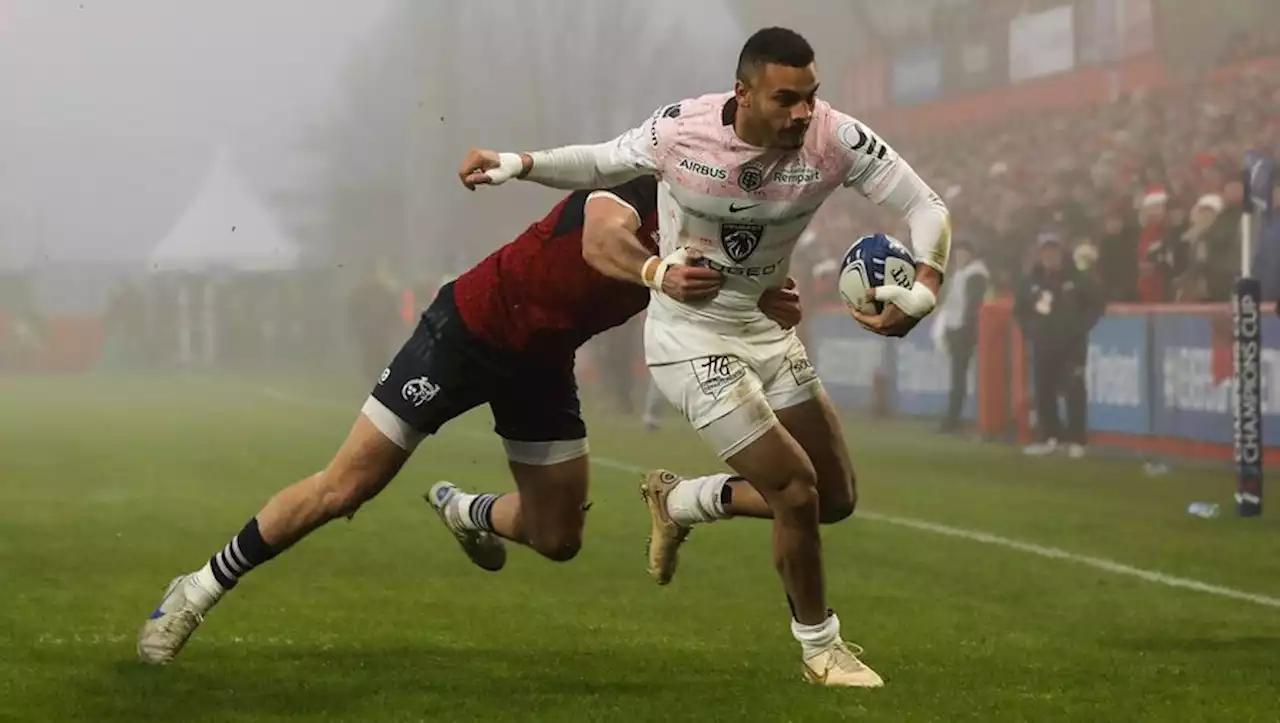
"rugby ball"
838,233,917,315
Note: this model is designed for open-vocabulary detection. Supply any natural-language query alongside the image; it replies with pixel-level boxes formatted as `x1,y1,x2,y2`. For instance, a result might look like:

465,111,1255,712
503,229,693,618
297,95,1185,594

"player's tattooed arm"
582,193,721,303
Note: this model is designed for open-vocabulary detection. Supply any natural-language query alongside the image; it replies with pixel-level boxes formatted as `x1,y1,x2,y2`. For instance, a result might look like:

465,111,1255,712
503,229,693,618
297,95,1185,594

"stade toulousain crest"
737,162,765,192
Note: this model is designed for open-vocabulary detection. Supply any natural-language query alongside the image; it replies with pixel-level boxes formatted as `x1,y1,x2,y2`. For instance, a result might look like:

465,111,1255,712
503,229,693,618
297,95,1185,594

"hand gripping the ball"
871,282,937,317
850,267,941,338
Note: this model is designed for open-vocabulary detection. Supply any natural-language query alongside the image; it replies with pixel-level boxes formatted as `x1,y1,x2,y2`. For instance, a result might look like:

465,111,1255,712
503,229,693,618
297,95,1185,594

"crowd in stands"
801,35,1280,308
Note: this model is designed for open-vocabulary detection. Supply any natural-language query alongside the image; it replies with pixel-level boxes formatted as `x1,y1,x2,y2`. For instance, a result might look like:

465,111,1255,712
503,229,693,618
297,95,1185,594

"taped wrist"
641,256,669,293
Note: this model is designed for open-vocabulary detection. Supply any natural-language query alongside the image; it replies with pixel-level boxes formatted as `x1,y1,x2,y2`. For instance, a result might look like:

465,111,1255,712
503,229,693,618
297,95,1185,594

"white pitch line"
584,457,1280,609
855,512,1280,609
256,387,1280,610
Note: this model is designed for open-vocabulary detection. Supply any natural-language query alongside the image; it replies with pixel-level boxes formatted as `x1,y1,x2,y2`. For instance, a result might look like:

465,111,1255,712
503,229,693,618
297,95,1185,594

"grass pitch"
2,375,1278,722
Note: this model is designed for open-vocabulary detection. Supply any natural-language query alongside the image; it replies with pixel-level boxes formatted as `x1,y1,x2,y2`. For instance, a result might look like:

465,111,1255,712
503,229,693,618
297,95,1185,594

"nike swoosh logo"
729,203,761,213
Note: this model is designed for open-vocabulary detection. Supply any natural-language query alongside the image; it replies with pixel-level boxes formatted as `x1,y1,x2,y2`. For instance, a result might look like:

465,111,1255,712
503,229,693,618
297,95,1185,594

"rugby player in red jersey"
137,176,802,664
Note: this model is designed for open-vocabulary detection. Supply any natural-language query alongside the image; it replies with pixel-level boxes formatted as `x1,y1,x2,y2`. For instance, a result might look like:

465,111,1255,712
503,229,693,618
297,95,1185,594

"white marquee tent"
148,148,299,273
146,149,301,365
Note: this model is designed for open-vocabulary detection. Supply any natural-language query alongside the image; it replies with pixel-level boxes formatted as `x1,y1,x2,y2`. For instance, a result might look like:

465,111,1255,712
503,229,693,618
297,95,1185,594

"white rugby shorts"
645,314,821,460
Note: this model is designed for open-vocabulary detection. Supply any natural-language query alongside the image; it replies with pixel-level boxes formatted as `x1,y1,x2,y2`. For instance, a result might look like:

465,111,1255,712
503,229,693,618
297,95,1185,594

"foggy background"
1,0,1277,418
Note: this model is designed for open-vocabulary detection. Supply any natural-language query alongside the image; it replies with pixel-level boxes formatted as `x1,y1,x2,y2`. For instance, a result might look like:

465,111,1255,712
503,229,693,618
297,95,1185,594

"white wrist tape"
872,282,938,318
641,256,669,293
482,152,524,186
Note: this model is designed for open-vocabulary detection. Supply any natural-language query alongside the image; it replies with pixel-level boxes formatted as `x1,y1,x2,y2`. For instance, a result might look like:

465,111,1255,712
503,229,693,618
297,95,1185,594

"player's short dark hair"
736,27,815,83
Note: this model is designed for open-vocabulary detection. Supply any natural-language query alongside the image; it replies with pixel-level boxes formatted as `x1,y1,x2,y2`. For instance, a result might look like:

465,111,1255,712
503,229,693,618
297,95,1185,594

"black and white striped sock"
206,518,277,590
460,493,498,533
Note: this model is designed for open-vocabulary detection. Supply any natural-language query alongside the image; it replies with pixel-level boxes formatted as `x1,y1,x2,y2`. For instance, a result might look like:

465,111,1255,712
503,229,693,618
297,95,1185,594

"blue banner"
1150,313,1280,446
1084,315,1149,434
810,314,974,419
810,303,1280,463
810,314,890,410
890,46,943,106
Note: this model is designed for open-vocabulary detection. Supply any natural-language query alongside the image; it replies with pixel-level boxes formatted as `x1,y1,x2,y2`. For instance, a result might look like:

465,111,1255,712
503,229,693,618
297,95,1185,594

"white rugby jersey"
525,91,950,328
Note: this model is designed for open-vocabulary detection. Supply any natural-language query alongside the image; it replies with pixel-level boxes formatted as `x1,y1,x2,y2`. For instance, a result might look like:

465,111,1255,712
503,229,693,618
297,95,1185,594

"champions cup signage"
1233,285,1263,516
1234,150,1273,517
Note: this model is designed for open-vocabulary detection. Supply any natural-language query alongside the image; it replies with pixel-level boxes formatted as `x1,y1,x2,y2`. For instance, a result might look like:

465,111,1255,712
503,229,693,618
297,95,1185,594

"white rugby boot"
639,469,691,585
426,482,507,572
802,639,886,688
137,573,219,664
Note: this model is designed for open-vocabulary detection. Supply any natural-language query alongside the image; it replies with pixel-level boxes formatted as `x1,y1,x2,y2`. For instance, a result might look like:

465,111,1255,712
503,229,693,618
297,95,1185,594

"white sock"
791,612,841,660
453,492,499,532
666,474,733,526
189,563,227,613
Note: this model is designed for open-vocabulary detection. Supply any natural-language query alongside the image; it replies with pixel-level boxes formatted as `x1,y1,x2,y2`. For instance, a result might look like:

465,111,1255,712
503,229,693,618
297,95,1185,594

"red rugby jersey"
452,177,660,360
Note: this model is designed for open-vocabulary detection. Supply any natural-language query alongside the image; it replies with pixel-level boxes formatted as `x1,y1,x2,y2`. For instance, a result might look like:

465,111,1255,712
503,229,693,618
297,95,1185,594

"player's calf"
723,424,826,622
524,522,583,563
818,480,856,524
427,443,589,567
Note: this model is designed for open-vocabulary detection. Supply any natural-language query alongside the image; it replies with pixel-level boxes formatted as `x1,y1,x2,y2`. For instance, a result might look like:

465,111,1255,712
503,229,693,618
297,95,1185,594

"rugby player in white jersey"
458,27,950,688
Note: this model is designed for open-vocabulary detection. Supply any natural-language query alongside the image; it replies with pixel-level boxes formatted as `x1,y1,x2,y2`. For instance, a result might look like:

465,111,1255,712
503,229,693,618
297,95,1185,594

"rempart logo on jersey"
402,376,441,407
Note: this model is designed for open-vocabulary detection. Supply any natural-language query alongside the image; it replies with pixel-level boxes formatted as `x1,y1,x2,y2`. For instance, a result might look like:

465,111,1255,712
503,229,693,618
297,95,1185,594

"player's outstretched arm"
581,193,721,304
459,144,649,192
460,104,679,192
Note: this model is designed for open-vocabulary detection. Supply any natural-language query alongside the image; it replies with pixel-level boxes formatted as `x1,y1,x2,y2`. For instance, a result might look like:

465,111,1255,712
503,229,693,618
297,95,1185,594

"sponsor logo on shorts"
737,162,765,192
379,368,391,384
720,223,763,263
789,353,817,386
692,355,747,399
677,157,728,181
402,376,441,407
